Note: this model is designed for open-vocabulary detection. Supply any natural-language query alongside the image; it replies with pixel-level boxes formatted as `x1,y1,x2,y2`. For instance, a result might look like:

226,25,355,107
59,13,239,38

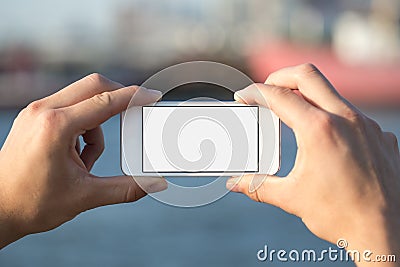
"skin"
226,64,400,266
0,65,398,266
0,73,167,249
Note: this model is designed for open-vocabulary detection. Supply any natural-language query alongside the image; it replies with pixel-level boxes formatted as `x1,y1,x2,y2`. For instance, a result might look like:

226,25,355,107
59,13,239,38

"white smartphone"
121,101,280,176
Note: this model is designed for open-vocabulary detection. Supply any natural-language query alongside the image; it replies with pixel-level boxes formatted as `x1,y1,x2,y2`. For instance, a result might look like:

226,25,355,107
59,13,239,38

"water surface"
0,108,398,267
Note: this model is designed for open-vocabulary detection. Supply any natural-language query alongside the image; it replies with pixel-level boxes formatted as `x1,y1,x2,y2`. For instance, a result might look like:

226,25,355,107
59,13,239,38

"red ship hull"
247,42,400,106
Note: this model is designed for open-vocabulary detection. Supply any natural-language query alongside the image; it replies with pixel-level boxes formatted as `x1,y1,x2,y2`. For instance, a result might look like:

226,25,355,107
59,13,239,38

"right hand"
227,64,400,265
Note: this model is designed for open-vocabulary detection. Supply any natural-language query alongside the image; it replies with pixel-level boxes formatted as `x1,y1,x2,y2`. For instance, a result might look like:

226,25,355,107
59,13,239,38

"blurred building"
0,0,399,107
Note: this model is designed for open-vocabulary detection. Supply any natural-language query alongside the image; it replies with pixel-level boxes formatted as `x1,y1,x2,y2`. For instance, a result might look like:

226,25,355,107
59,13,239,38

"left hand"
0,73,167,248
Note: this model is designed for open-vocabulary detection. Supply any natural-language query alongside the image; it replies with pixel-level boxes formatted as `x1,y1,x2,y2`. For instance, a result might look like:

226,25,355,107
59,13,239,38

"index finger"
235,83,321,131
266,64,353,115
42,73,123,109
65,86,162,132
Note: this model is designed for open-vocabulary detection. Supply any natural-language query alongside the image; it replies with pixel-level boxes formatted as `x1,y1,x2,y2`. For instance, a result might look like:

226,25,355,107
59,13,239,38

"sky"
0,0,114,43
0,0,220,52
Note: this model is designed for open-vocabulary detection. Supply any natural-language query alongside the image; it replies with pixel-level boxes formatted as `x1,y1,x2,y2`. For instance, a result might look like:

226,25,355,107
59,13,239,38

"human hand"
227,64,400,265
0,74,167,248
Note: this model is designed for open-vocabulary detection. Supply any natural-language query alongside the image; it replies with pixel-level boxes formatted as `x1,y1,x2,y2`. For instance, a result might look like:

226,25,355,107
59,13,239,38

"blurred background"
0,0,399,266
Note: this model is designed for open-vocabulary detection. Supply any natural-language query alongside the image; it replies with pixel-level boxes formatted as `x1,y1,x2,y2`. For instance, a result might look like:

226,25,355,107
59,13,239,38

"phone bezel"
120,101,280,176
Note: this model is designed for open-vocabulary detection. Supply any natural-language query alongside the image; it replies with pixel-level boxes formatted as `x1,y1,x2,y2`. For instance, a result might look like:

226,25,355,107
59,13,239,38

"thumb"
226,174,295,213
82,175,168,210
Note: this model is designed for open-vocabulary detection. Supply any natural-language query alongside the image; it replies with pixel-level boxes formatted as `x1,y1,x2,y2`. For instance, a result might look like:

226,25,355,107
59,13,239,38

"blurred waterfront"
0,0,400,107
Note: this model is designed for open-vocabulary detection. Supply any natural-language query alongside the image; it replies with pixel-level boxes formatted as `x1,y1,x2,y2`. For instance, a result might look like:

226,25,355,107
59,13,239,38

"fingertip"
235,83,272,107
147,178,168,193
145,88,162,99
133,176,168,193
105,78,124,90
130,87,163,106
233,92,245,103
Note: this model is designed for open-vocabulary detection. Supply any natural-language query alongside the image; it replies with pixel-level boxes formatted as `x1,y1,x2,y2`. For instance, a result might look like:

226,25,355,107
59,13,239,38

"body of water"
0,108,399,267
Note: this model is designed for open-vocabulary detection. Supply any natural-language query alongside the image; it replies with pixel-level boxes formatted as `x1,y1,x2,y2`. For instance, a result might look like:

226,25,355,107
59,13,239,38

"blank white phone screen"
142,106,259,173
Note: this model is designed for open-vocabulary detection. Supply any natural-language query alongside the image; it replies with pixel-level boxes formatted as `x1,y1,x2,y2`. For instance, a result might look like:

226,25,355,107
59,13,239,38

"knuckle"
91,92,113,107
124,184,140,203
366,117,382,132
295,63,320,77
343,108,364,124
37,109,66,130
85,73,109,86
25,100,45,115
312,112,336,133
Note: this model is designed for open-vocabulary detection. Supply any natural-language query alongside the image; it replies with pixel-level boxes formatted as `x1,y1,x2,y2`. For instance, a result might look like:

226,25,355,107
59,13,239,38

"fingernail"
146,178,168,193
146,88,162,98
226,176,241,191
233,91,242,102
